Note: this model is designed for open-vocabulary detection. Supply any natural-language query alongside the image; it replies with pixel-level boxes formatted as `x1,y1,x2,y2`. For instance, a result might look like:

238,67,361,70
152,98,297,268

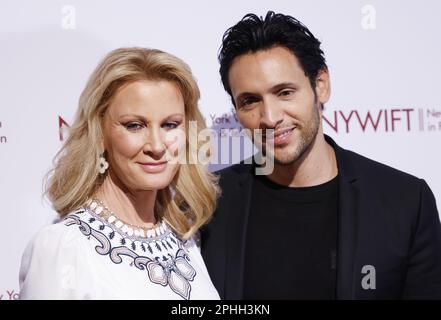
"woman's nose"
143,128,166,157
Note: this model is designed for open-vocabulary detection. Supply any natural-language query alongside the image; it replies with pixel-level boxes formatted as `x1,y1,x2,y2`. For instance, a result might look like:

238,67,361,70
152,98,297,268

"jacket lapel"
224,165,254,299
326,135,359,299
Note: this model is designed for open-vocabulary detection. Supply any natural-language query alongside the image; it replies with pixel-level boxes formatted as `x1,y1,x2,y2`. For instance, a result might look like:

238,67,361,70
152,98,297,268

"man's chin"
273,156,299,166
259,143,296,164
272,144,308,166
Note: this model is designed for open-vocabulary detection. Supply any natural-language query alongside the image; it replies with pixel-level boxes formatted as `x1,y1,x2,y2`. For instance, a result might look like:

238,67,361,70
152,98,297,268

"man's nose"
260,99,283,129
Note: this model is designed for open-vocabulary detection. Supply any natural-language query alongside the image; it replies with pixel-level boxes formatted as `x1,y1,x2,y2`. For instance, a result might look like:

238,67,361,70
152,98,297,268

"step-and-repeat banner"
1,0,440,300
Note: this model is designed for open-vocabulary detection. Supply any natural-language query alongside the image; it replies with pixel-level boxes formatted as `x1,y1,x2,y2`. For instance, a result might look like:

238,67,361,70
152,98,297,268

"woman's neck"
94,171,158,228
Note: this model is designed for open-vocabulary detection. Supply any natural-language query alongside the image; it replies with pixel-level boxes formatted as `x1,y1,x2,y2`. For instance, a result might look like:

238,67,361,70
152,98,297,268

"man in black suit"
201,11,441,299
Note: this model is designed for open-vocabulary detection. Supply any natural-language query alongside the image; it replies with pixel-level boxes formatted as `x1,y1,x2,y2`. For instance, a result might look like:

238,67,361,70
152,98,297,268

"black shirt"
243,174,339,299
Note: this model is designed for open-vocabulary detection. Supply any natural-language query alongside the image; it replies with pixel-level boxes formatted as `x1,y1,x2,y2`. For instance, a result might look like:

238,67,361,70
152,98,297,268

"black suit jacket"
201,135,441,299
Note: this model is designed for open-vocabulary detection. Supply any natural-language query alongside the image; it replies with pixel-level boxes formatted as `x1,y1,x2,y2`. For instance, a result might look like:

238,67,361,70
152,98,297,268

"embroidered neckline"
64,211,196,300
85,199,167,239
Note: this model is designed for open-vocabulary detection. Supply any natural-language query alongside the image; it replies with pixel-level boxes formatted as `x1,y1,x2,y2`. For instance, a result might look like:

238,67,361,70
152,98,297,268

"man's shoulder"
212,145,425,194
340,146,422,189
215,150,422,182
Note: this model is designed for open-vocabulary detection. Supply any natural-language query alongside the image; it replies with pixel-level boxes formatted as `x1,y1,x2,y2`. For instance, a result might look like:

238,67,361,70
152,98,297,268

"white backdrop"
1,0,440,300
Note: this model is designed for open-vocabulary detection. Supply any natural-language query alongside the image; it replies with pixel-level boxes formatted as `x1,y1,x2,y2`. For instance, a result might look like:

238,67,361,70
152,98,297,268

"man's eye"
279,89,295,97
240,97,258,107
124,122,144,131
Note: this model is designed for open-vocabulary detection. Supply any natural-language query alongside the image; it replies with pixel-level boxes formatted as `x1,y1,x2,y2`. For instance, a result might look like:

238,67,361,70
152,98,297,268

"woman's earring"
98,153,109,174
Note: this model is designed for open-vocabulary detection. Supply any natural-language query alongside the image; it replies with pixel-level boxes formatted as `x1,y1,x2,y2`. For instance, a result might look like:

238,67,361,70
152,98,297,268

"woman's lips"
137,161,167,173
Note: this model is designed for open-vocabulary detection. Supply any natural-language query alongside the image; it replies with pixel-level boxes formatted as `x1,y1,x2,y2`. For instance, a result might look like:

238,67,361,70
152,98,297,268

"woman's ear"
100,137,106,154
100,122,106,152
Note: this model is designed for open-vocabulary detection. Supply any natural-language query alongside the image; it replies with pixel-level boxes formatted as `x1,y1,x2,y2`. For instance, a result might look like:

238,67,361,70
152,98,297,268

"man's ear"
315,68,331,105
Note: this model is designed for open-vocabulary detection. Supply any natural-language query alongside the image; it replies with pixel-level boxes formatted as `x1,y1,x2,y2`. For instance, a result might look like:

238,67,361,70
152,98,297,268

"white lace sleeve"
19,222,94,300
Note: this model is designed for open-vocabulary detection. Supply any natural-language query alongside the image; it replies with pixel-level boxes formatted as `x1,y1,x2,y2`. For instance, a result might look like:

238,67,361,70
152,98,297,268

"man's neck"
267,134,338,187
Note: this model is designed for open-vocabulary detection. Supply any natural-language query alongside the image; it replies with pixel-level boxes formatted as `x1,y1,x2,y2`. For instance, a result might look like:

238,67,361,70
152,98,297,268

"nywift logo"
322,107,441,134
209,107,441,135
418,108,441,132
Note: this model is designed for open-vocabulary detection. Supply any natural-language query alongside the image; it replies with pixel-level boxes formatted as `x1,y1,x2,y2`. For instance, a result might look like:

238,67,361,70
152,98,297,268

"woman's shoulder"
19,208,96,299
28,209,89,249
20,208,95,275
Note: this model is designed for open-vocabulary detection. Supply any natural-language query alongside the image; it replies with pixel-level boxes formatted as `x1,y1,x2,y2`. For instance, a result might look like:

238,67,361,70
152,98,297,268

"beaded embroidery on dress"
63,201,198,300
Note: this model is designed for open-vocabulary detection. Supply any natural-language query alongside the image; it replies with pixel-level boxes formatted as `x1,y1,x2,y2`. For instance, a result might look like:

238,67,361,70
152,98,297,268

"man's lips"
263,126,296,140
260,126,296,147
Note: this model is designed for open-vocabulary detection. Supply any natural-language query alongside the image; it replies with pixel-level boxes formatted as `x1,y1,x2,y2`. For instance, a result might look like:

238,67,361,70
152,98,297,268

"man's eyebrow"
235,91,258,102
270,82,298,92
234,82,298,101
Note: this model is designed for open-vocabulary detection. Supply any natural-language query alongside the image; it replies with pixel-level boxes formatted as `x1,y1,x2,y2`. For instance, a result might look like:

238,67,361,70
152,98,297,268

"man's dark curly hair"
219,11,327,105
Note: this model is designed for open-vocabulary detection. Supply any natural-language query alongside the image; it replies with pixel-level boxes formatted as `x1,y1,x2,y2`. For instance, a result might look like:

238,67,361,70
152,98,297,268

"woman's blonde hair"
45,47,220,239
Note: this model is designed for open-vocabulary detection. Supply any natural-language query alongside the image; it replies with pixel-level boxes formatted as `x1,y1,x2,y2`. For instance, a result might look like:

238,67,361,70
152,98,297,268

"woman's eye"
163,122,178,129
124,122,144,131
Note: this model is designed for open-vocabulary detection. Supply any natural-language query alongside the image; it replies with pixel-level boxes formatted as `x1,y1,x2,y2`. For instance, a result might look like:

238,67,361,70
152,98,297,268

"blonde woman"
19,48,220,300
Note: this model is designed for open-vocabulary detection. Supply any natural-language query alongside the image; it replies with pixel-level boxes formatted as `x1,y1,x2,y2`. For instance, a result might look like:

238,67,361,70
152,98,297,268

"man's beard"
262,101,321,166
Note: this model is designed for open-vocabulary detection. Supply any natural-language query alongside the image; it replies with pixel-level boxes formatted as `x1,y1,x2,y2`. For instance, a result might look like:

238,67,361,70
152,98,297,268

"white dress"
19,203,220,300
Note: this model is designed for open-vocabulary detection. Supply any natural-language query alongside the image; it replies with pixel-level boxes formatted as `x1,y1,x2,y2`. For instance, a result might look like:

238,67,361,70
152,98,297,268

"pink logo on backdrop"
322,108,441,133
59,107,441,142
0,120,7,144
0,289,19,300
59,116,70,141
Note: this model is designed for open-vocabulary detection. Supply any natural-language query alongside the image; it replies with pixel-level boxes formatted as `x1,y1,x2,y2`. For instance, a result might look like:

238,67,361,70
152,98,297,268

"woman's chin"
135,177,174,191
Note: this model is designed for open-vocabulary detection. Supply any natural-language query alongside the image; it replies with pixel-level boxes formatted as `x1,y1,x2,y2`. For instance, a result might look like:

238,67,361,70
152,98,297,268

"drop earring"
98,153,109,174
